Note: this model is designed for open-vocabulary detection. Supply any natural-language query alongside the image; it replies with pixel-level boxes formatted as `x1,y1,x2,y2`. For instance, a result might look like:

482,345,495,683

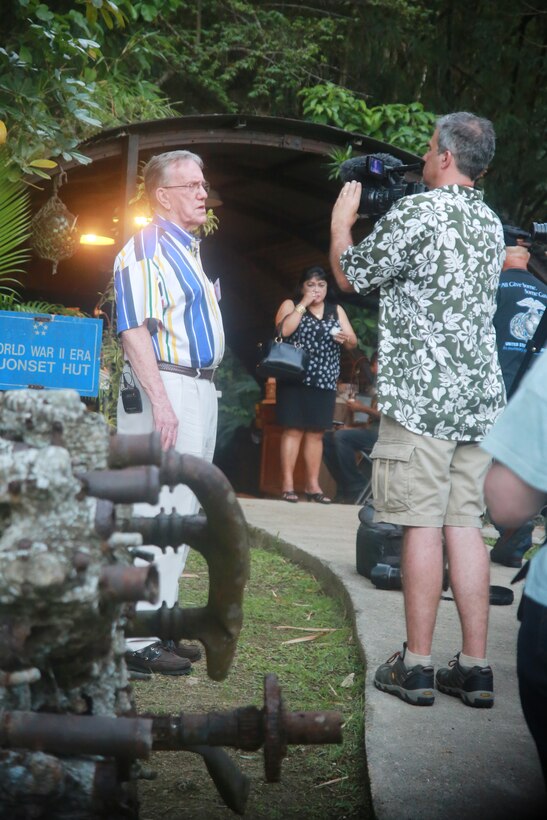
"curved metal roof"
26,114,421,373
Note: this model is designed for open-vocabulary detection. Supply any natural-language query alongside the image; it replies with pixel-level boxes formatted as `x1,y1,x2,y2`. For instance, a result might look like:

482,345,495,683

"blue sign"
0,311,103,397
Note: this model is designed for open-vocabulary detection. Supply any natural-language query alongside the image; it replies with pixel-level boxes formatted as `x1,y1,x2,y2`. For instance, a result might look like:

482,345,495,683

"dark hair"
294,265,337,303
436,112,495,181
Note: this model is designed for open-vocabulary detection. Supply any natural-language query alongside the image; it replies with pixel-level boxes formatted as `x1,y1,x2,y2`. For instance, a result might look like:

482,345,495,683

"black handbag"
256,316,309,383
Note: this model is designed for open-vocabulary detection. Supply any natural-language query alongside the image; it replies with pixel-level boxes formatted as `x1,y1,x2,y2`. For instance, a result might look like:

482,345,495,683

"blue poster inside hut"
0,311,103,397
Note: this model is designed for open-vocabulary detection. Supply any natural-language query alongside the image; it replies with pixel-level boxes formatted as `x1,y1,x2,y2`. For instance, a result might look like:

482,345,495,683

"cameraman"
330,112,506,707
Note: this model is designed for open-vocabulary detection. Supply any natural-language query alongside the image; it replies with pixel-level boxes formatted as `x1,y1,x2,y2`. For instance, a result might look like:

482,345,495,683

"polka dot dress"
286,301,341,390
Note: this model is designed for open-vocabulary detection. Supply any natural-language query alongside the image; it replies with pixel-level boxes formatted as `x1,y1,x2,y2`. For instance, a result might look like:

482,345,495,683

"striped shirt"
114,215,224,368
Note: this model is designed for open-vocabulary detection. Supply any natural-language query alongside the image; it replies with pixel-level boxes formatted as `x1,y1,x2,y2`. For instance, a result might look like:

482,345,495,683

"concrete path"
239,498,546,820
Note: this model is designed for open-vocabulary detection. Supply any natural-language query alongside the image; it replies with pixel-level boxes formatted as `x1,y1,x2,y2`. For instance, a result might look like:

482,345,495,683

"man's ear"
155,187,171,211
440,150,452,170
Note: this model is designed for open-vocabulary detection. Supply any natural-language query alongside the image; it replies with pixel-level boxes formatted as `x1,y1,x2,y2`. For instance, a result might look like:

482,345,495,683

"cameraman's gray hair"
436,112,495,181
144,150,204,204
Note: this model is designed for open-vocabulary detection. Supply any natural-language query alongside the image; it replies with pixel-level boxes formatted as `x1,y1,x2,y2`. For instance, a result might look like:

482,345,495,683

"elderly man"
115,150,224,676
330,113,505,707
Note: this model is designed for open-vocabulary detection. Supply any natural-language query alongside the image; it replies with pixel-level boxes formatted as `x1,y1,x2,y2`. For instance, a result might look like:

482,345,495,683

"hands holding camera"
329,181,363,294
332,180,362,231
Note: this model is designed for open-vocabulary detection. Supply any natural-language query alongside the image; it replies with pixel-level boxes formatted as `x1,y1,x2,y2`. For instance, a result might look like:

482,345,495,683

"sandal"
304,492,332,504
281,491,299,503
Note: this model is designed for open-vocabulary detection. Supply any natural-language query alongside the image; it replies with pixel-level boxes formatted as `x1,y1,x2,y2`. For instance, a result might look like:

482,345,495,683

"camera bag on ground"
355,501,402,579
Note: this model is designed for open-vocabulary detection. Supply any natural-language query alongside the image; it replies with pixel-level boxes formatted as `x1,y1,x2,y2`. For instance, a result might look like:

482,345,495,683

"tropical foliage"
215,347,261,451
0,0,173,181
1,1,545,222
0,147,30,290
300,84,436,156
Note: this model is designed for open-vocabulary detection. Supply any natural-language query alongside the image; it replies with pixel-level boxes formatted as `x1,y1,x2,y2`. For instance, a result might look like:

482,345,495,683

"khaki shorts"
370,415,492,528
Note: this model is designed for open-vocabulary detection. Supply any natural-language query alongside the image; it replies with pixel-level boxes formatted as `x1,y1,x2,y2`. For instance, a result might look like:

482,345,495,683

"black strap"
507,307,547,399
276,312,304,346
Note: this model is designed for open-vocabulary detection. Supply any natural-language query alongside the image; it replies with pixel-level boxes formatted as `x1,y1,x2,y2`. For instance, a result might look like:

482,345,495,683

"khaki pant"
370,414,492,528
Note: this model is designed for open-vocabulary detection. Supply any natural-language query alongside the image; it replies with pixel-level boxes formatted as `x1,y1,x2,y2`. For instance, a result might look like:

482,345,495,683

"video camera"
503,223,547,246
339,152,425,218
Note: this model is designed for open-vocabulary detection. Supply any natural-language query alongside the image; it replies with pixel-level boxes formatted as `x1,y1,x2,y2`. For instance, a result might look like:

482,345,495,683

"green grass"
189,545,368,811
134,544,371,819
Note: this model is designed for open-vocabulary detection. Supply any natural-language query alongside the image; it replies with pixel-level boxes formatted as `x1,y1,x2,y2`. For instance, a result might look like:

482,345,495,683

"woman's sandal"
281,491,299,503
304,492,332,505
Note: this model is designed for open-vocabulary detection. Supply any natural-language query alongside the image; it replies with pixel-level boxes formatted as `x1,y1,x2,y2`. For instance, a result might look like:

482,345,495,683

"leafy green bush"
300,83,436,156
215,347,261,451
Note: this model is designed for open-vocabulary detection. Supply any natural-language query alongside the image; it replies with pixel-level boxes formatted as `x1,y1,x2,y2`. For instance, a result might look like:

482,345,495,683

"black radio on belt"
120,366,143,414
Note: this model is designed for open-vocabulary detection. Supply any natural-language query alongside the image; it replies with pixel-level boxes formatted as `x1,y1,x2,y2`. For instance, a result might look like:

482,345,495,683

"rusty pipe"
94,498,116,539
124,453,250,681
78,465,160,504
108,431,163,469
0,712,153,759
99,564,159,604
147,674,342,783
282,711,344,745
150,707,262,751
187,746,250,815
124,508,209,553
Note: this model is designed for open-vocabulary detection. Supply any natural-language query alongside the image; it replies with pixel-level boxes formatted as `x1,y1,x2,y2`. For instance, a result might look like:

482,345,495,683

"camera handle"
507,307,547,399
396,161,424,173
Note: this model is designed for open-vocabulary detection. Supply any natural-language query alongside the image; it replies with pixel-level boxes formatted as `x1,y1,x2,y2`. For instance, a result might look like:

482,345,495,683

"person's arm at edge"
484,463,546,529
329,181,362,293
348,398,381,421
120,324,179,451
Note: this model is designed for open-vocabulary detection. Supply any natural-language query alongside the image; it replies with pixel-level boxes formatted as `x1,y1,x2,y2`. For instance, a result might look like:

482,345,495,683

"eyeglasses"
161,181,211,194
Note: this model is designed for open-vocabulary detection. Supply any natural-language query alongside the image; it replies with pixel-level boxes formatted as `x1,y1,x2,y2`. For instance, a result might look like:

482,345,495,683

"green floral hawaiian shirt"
340,184,506,441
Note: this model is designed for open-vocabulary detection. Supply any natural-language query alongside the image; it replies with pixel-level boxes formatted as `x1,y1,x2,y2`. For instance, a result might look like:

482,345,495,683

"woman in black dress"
275,266,357,503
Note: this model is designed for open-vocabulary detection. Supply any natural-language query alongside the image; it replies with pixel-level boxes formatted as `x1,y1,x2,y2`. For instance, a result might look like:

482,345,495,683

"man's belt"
157,361,216,381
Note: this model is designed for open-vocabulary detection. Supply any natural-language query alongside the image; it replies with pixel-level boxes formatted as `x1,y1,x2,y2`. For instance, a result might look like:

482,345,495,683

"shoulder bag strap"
507,307,547,399
276,310,305,346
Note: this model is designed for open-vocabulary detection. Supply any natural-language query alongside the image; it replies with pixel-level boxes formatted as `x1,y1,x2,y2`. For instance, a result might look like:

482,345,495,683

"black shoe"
490,548,522,568
304,492,332,504
161,639,202,662
374,644,435,706
436,653,494,708
125,641,192,676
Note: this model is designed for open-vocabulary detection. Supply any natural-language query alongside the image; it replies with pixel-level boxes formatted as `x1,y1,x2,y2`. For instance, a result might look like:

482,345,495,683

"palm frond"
0,293,85,316
0,148,31,282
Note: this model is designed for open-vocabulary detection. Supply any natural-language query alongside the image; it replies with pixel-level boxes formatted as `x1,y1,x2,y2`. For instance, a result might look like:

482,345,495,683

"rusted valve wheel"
263,674,287,782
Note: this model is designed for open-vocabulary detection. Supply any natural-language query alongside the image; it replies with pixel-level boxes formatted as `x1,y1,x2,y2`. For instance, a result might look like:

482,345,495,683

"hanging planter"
30,171,78,274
